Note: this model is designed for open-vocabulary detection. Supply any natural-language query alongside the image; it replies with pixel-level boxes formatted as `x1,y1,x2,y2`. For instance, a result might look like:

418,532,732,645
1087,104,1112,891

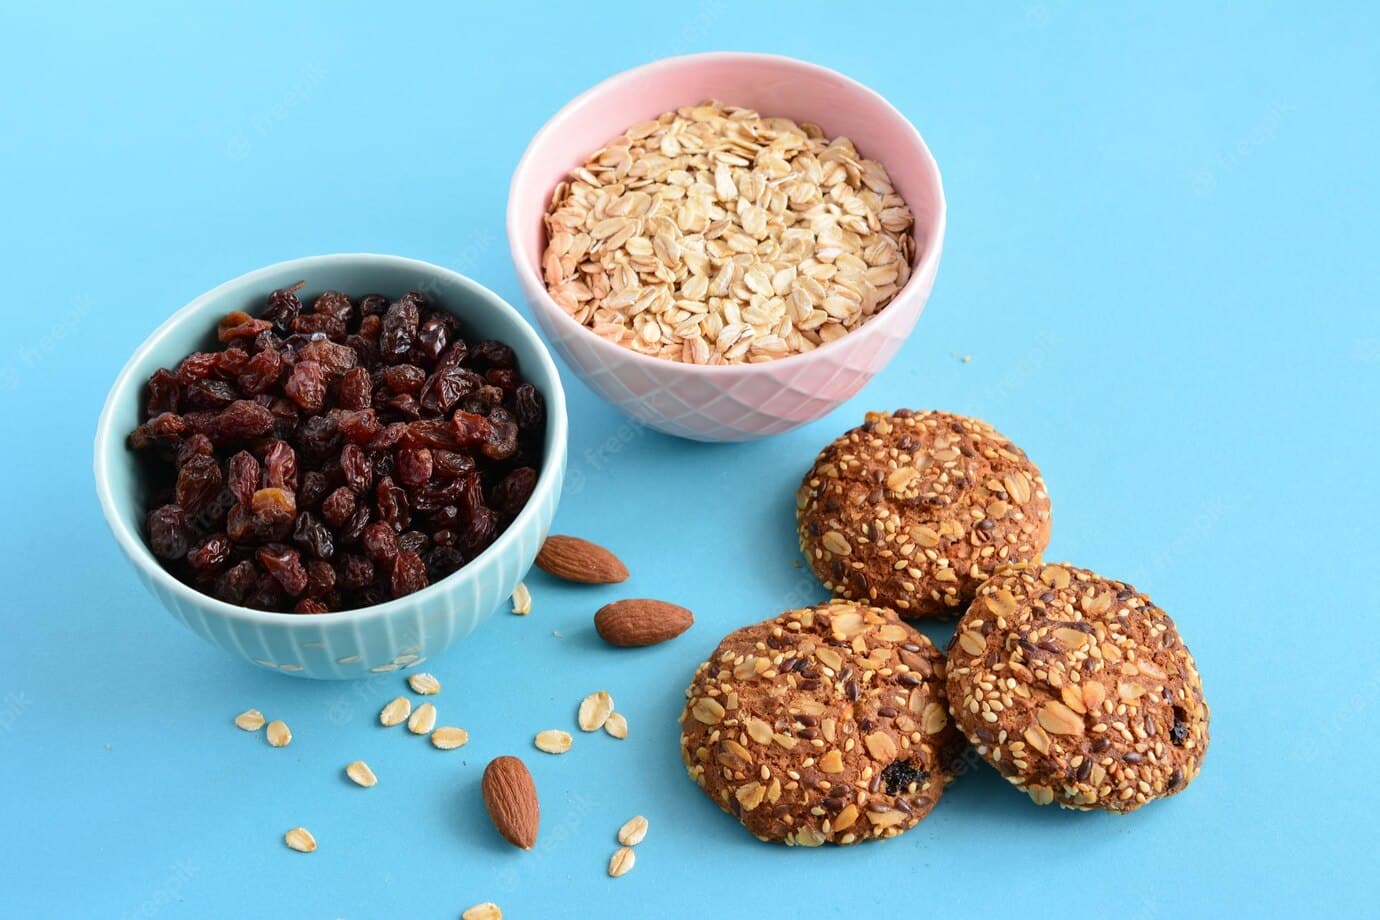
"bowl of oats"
508,52,945,441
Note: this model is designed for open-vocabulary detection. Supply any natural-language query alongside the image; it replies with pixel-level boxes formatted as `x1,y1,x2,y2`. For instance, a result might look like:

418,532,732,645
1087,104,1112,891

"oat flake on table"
542,100,916,365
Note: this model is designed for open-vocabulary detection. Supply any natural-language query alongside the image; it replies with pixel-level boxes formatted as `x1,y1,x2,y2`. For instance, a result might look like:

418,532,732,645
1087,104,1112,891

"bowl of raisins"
95,254,567,679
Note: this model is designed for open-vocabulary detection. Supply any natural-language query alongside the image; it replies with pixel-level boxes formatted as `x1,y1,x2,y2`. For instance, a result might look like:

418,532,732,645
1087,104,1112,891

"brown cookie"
946,563,1210,813
679,600,964,845
797,410,1052,618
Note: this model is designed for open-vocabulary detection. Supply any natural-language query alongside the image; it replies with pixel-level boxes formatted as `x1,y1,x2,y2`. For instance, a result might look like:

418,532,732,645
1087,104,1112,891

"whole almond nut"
481,756,540,850
594,599,694,647
535,535,629,584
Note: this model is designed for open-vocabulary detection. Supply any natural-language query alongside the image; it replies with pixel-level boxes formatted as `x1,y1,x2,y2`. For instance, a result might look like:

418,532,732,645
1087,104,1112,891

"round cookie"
946,563,1210,813
679,600,964,846
797,410,1052,618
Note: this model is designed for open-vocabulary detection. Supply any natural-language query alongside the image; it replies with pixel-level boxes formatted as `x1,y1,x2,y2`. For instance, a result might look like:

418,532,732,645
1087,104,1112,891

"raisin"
481,408,519,460
470,339,516,368
368,421,408,451
389,550,428,598
175,454,223,516
341,443,373,493
303,559,337,598
360,521,399,563
425,546,465,581
458,507,497,557
375,476,410,530
294,598,330,614
146,369,182,415
176,433,214,468
291,313,346,339
880,760,929,796
420,367,481,414
284,360,326,412
214,560,258,605
187,533,232,572
1170,707,1190,746
177,352,221,384
320,487,357,528
299,470,328,508
185,378,238,410
492,467,537,514
513,383,545,431
217,311,271,343
405,419,460,451
146,505,190,560
261,440,298,491
336,553,375,590
416,317,449,362
237,348,281,395
227,451,260,506
293,512,335,560
432,450,475,479
312,290,354,322
339,505,371,544
338,367,372,410
262,281,304,333
383,364,426,394
257,543,308,596
398,530,430,555
250,487,296,541
380,298,419,362
211,400,274,442
303,338,359,374
358,293,389,317
338,409,382,445
396,447,433,488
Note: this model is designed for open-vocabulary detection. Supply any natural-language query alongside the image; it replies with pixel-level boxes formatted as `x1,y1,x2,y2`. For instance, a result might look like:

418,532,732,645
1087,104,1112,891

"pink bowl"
507,52,946,442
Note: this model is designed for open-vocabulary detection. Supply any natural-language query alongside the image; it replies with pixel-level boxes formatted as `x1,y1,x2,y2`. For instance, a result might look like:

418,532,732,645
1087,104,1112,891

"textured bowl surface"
94,254,568,679
508,52,945,442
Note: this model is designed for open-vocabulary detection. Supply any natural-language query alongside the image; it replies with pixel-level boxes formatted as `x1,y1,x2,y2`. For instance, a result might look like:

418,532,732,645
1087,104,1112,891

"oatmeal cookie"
946,563,1210,813
679,600,963,845
797,410,1052,618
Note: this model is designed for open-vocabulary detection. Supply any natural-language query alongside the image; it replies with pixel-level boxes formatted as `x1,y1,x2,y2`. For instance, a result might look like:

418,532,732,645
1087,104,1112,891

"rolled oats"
542,101,915,364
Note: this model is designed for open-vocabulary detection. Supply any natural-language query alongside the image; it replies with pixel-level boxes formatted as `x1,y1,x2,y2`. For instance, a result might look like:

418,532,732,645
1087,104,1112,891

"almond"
534,535,629,584
481,756,539,850
594,599,694,647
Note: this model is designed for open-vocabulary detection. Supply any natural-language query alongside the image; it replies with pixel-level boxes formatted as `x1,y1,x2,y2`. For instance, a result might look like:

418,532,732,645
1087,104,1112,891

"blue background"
2,2,1376,917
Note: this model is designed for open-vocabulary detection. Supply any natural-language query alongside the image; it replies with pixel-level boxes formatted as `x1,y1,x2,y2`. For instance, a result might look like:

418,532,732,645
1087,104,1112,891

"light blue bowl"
94,254,567,679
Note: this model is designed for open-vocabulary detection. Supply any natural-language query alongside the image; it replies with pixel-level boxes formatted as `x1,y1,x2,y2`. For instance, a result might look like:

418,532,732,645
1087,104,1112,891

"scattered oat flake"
578,690,614,732
284,827,316,853
604,712,628,740
380,697,412,727
408,702,437,735
431,726,470,750
265,720,292,747
511,582,531,615
534,729,573,754
345,760,377,788
617,815,648,847
407,672,440,695
608,846,636,878
234,709,265,732
462,903,503,920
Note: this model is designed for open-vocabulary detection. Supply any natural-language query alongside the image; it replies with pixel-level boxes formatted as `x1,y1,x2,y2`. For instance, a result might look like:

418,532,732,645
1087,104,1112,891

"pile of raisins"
130,282,545,613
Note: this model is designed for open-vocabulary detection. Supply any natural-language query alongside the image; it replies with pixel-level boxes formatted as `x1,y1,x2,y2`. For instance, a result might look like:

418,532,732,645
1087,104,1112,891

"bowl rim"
506,50,947,377
93,252,568,627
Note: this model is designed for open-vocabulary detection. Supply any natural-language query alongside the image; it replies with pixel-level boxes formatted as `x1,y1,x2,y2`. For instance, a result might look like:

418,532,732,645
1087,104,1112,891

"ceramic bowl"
507,52,945,442
94,254,568,679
